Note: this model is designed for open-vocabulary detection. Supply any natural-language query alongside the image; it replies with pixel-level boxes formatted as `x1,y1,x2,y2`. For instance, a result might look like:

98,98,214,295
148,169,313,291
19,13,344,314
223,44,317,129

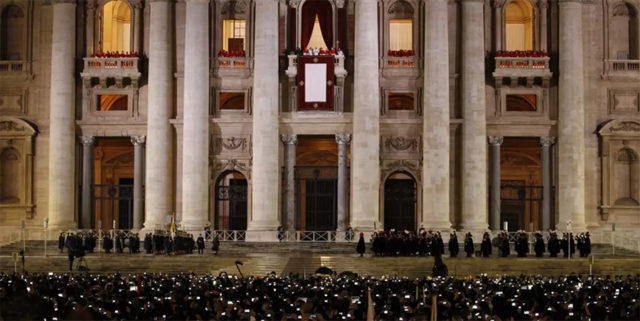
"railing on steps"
0,60,24,73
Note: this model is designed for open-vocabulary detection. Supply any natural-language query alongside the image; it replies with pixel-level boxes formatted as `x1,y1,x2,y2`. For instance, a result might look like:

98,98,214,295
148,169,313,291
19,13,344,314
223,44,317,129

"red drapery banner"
297,55,334,111
301,0,333,49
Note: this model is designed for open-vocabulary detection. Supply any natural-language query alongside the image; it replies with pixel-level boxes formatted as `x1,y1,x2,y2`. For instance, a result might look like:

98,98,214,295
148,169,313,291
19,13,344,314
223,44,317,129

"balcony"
383,56,418,68
285,54,348,112
217,57,251,69
603,59,640,80
0,61,23,73
493,55,552,87
82,57,140,78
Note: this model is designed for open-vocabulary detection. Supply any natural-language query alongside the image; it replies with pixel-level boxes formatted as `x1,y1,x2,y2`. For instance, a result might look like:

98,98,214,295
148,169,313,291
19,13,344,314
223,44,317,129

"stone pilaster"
249,0,280,238
48,0,77,231
351,0,380,231
460,0,488,231
488,136,503,231
540,136,555,231
281,134,297,231
131,136,146,230
558,0,586,231
144,0,174,231
85,0,97,55
422,0,451,230
336,133,351,231
81,136,94,229
181,0,211,233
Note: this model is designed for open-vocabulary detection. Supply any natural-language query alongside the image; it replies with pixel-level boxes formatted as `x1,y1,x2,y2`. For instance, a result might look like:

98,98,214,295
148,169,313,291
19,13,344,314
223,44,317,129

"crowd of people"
366,229,592,258
1,272,638,320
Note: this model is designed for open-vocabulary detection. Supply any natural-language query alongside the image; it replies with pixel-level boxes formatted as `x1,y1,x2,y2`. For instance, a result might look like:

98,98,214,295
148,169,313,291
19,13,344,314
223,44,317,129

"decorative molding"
81,136,95,146
0,90,28,115
488,136,504,146
280,134,298,145
130,135,146,146
383,136,419,153
608,89,639,115
539,136,555,147
381,159,421,182
610,121,640,133
0,121,26,132
212,159,251,180
335,133,352,145
211,135,251,155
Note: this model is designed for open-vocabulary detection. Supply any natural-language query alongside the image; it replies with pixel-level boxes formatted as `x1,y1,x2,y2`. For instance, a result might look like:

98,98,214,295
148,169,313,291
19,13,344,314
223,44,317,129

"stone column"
281,134,297,231
81,136,94,229
351,0,380,231
48,0,77,231
540,136,555,231
85,0,96,55
460,0,488,231
422,0,452,230
488,136,503,230
336,134,351,231
131,136,146,230
249,0,280,237
181,0,210,233
557,0,586,231
133,2,143,54
144,0,174,231
538,1,548,51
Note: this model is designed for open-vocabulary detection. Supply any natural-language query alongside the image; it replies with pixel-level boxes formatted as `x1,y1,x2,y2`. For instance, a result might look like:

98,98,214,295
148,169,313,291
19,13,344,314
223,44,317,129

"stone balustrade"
0,60,23,73
495,56,550,70
285,54,346,76
216,57,251,69
493,56,552,87
82,57,140,77
383,56,417,68
604,59,640,80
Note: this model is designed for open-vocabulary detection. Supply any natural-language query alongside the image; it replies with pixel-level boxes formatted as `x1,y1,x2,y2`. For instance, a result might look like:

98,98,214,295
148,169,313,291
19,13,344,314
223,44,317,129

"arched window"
0,5,25,60
388,1,414,52
610,3,639,59
0,147,20,203
505,0,533,51
102,0,132,53
614,148,639,205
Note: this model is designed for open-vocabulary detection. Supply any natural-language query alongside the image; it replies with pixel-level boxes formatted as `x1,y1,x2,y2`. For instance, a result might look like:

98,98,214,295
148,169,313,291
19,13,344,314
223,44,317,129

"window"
223,19,246,52
98,94,128,111
389,19,413,51
0,147,19,203
0,5,25,60
505,0,533,51
102,0,132,53
388,93,414,111
610,3,639,60
219,92,245,110
506,94,536,112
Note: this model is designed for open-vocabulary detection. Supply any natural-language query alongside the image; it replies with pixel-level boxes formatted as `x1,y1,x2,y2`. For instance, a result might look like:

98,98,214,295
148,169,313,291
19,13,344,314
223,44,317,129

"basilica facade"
0,0,639,240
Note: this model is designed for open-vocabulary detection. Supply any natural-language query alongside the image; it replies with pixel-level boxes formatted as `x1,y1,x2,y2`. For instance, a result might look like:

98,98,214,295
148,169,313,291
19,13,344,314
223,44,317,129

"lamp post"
567,220,572,260
43,218,48,257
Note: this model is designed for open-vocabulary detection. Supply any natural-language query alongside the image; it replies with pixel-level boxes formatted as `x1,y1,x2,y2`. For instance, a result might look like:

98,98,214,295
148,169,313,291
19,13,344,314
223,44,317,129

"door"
305,179,337,230
384,179,416,231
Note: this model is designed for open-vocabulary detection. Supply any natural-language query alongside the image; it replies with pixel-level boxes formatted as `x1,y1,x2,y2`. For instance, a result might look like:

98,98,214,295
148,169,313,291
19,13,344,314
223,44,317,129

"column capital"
557,0,585,4
280,134,298,145
335,133,352,145
539,136,556,147
51,0,77,5
488,136,504,146
81,136,95,146
185,0,210,4
131,135,147,146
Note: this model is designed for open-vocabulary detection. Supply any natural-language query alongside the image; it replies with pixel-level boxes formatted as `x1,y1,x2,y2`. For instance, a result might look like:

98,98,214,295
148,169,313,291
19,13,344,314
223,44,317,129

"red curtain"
301,0,333,49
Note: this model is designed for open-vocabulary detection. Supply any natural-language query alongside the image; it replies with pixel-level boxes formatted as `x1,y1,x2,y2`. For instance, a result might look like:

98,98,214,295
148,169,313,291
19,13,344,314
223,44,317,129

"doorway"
384,172,416,231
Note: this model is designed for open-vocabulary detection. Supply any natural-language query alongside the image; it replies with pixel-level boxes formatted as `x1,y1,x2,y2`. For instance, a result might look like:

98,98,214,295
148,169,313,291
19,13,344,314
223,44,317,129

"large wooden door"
384,179,416,231
305,179,337,230
215,176,248,230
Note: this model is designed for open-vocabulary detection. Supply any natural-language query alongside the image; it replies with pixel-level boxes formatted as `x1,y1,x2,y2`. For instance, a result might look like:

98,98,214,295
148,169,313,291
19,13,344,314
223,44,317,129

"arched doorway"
214,171,248,230
384,171,416,231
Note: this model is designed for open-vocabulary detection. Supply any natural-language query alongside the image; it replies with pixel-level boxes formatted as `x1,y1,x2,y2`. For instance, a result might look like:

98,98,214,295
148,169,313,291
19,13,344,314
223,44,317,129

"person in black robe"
534,232,545,257
431,254,448,278
103,235,113,253
480,232,492,257
464,232,474,257
448,231,459,257
516,231,528,257
197,234,205,255
211,233,220,255
500,232,510,257
58,233,65,253
144,233,153,254
115,233,123,253
436,232,445,256
561,233,569,257
577,233,585,257
548,232,560,257
356,232,366,257
569,233,575,258
584,232,591,257
68,248,75,272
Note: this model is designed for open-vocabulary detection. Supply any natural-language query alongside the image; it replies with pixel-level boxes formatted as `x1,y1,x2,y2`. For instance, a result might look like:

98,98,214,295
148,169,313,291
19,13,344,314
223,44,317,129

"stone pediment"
0,117,36,137
598,119,640,136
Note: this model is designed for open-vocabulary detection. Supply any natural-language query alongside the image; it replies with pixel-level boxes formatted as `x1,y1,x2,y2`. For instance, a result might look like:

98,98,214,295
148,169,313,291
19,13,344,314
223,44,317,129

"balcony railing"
286,54,346,72
606,59,640,73
383,56,417,68
217,57,251,69
0,60,23,73
495,56,550,70
82,57,140,77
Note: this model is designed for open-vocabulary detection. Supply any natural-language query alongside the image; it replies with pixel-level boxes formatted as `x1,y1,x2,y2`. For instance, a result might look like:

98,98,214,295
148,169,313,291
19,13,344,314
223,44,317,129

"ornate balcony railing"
216,57,251,69
495,56,550,70
286,54,346,74
82,57,140,77
0,60,24,73
383,56,417,68
606,59,640,73
208,230,246,242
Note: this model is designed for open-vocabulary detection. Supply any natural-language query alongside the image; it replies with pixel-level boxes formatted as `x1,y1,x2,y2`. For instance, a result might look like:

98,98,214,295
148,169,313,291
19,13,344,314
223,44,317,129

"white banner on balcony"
305,63,327,102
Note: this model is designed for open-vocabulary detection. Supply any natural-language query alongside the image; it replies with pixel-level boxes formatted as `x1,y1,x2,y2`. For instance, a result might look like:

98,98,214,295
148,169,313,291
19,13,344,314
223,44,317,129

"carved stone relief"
211,135,251,155
380,159,421,182
382,136,420,154
609,89,640,114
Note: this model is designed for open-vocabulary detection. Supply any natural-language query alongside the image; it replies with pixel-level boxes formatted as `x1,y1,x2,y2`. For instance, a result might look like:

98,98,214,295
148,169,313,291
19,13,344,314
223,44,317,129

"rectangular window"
219,92,245,110
388,93,414,111
389,19,412,51
223,19,246,52
97,94,128,111
506,94,536,112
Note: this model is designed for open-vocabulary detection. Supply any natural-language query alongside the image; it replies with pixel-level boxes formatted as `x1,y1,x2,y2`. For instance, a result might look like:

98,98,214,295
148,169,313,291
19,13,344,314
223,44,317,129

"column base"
350,219,381,232
461,222,490,234
48,222,77,233
245,230,279,242
420,220,452,231
140,221,169,235
247,220,280,232
180,220,210,237
556,220,587,232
